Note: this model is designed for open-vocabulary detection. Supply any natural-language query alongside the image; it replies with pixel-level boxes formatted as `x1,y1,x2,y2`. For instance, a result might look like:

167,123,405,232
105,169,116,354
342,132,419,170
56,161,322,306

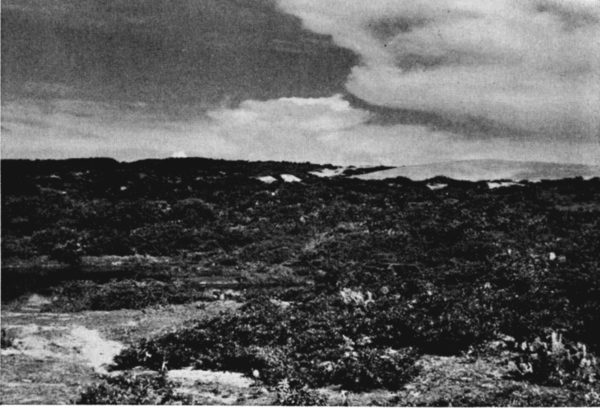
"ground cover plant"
274,380,328,406
76,372,192,405
511,331,599,387
45,279,217,311
2,158,600,404
113,296,422,391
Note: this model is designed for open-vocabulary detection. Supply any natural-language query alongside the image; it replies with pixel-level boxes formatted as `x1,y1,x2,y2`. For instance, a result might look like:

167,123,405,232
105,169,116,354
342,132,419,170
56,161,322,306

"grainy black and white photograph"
1,0,600,405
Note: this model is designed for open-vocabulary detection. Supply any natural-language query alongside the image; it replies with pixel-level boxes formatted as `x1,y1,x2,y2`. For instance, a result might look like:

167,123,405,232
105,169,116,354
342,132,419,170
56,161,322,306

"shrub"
129,222,207,255
403,290,500,355
5,160,600,402
331,347,420,391
512,331,599,387
0,235,36,258
170,198,215,225
113,300,292,372
75,372,192,404
234,345,295,385
31,227,80,253
275,379,328,406
73,200,168,230
407,383,597,407
48,279,214,311
1,329,15,348
113,297,421,391
49,240,83,265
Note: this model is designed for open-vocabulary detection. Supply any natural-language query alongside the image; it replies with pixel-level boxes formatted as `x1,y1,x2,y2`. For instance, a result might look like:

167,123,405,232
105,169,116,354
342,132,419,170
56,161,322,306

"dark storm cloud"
344,94,535,141
1,0,356,111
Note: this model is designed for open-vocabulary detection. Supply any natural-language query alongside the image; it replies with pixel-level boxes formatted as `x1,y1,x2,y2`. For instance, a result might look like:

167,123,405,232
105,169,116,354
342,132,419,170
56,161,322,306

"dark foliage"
75,372,192,405
1,329,15,348
113,297,421,391
275,380,328,406
47,279,215,311
402,384,598,407
2,158,600,399
49,240,83,265
511,332,599,388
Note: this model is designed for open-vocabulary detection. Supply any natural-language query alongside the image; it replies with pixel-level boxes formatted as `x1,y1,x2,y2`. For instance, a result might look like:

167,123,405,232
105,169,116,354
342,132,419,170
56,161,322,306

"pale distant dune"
355,160,600,182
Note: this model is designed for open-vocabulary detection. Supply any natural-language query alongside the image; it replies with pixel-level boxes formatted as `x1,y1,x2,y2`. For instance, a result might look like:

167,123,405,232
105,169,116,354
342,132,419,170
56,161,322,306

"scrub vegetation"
2,158,599,405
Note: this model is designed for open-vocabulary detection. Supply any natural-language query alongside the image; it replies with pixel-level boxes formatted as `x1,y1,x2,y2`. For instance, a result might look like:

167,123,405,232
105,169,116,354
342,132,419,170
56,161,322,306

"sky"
2,0,599,166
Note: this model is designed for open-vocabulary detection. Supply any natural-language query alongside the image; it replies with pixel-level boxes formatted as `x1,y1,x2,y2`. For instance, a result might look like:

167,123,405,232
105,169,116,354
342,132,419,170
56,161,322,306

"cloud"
3,95,599,165
0,99,236,160
5,0,598,166
204,94,600,165
276,0,600,140
1,0,356,109
204,95,457,164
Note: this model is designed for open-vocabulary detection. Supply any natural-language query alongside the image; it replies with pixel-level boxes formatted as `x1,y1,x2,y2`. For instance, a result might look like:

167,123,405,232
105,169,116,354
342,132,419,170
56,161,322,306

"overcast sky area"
2,0,599,165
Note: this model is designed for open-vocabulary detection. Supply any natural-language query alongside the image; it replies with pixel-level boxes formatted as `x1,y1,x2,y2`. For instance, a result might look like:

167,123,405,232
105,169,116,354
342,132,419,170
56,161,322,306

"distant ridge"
355,160,600,182
3,157,598,183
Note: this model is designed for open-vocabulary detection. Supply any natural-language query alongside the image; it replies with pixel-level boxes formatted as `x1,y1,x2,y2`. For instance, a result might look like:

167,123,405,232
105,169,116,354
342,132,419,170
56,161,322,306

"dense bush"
330,347,420,391
170,198,215,225
31,227,80,253
3,159,600,400
275,380,328,406
512,332,599,387
401,384,599,407
49,240,83,265
114,297,421,391
76,373,192,404
47,279,214,311
1,329,14,348
1,234,35,258
128,222,207,255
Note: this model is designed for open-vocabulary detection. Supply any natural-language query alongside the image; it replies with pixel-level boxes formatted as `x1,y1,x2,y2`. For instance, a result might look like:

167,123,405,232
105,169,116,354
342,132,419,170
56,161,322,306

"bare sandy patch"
1,324,123,373
168,368,254,388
